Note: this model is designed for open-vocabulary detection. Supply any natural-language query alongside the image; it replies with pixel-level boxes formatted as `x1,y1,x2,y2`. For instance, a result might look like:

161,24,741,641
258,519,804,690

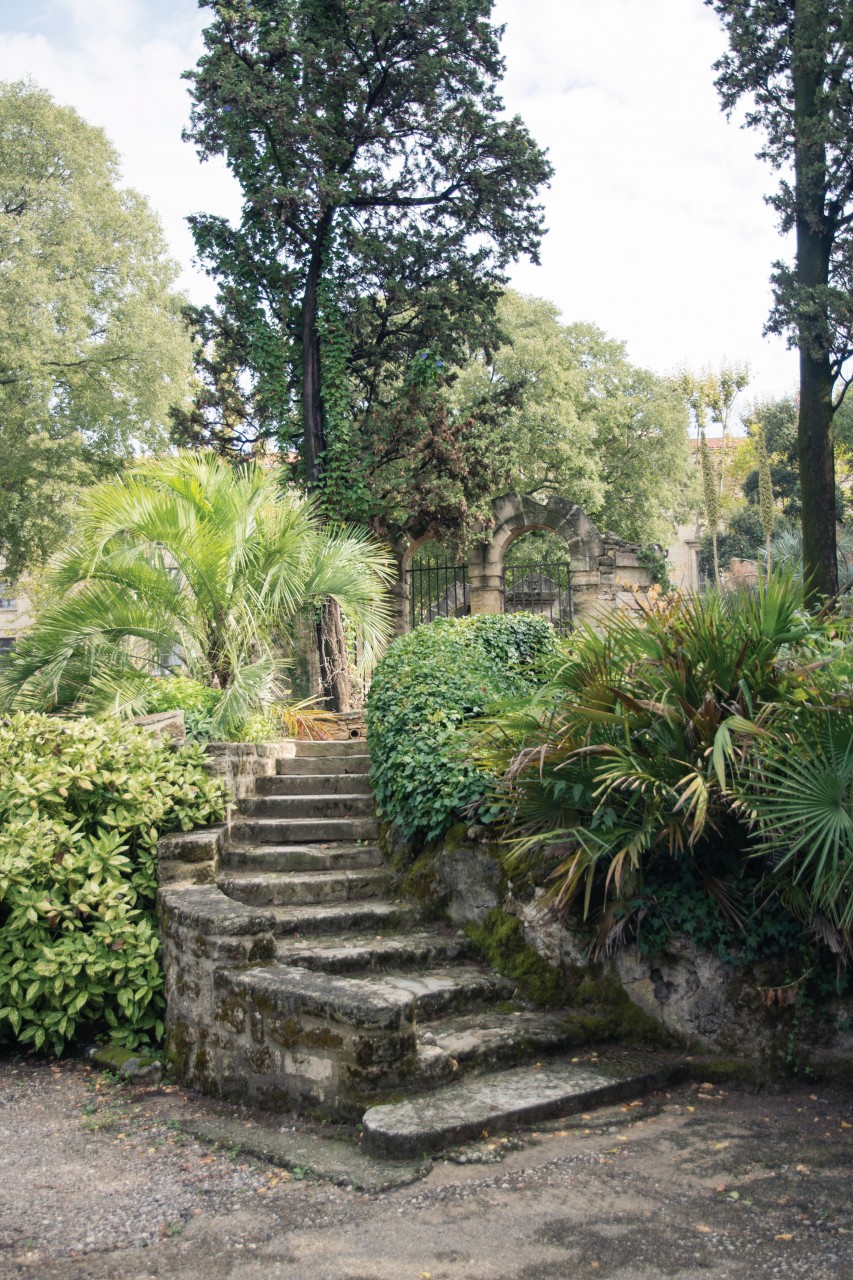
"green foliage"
185,0,552,496
367,613,557,842
452,294,694,546
141,677,223,742
0,80,192,577
467,909,564,1007
0,452,393,734
699,505,792,581
707,1,853,599
479,576,853,958
0,713,226,1055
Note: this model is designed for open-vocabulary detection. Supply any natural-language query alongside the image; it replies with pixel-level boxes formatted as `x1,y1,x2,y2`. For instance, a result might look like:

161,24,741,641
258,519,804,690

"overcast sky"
0,0,798,405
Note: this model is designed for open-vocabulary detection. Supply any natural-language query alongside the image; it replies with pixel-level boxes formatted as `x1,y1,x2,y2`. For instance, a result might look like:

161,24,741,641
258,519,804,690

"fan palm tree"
0,452,393,733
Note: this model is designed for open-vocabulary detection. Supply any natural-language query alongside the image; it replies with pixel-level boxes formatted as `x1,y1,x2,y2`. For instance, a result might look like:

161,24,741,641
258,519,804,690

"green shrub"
142,676,223,741
0,713,227,1054
366,613,557,842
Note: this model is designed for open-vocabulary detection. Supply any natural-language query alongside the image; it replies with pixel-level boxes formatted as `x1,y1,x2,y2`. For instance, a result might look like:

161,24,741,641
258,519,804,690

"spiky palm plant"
763,525,853,593
0,452,393,734
477,574,840,925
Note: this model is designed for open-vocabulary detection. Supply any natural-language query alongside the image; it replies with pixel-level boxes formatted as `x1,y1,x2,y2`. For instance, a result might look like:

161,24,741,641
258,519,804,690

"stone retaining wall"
386,822,853,1073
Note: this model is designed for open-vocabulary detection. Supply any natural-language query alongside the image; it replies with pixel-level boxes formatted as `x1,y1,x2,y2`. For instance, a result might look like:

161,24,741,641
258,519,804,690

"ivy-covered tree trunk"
706,0,853,606
794,0,837,599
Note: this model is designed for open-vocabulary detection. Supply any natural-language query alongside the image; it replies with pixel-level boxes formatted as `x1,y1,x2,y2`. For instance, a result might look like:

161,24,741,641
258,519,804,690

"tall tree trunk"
318,599,352,712
302,213,353,711
794,0,838,603
302,234,328,486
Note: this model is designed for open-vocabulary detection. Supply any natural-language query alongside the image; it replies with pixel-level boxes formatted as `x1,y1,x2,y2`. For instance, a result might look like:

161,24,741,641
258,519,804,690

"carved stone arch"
390,492,652,633
467,492,612,618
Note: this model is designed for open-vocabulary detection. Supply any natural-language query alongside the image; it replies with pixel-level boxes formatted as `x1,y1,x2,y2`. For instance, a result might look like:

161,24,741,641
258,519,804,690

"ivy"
366,613,557,842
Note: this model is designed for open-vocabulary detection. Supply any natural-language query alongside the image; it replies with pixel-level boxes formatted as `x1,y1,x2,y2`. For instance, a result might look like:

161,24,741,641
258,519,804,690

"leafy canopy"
0,80,193,577
452,293,693,545
706,1,853,598
0,452,394,734
183,0,552,499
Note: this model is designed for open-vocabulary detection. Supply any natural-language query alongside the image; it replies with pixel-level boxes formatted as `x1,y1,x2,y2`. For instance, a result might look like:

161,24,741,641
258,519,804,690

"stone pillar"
467,540,504,616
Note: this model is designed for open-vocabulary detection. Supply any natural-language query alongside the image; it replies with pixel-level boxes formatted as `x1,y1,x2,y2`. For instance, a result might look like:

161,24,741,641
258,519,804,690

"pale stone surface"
362,1060,672,1155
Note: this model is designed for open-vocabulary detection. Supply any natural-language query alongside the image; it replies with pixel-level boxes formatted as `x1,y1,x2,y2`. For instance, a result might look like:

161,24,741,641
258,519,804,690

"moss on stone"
571,969,676,1045
466,909,565,1008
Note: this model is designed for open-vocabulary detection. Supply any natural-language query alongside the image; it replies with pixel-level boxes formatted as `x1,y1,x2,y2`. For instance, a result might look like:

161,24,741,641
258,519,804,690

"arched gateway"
391,492,655,635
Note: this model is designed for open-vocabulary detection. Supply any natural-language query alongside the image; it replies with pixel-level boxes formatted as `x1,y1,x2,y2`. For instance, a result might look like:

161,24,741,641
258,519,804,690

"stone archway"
390,492,653,634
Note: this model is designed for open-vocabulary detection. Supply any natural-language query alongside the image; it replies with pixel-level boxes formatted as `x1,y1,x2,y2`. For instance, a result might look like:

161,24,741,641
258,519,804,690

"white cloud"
0,0,798,402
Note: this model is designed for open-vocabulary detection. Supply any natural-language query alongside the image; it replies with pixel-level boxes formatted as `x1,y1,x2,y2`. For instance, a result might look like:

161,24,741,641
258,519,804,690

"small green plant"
366,613,557,841
0,712,227,1055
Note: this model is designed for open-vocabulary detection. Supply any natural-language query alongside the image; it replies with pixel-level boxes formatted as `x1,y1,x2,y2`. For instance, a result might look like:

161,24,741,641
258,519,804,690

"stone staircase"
159,739,679,1156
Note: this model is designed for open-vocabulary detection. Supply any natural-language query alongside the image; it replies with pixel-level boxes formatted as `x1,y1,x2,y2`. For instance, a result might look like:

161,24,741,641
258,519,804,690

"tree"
185,0,550,488
453,293,693,545
169,303,286,461
0,81,194,578
0,453,393,735
706,1,853,600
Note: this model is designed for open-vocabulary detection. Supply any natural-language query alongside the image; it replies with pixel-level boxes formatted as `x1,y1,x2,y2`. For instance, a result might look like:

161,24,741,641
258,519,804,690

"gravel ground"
1,1054,851,1280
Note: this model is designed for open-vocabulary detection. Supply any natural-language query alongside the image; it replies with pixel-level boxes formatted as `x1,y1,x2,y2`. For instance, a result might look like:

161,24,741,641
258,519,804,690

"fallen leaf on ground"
695,1224,712,1234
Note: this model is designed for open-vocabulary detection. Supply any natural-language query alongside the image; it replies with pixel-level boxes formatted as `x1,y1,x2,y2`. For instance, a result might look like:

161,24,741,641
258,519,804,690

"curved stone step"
372,966,513,1019
279,754,370,776
223,843,383,874
231,816,379,844
276,929,477,973
219,867,391,908
256,773,373,797
293,740,370,758
242,794,376,820
412,1008,614,1084
362,1059,681,1157
266,898,421,937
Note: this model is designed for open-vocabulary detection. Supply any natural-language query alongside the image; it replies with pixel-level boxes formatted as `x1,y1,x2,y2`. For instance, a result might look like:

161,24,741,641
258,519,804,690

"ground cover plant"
367,612,557,842
0,713,227,1055
475,577,853,976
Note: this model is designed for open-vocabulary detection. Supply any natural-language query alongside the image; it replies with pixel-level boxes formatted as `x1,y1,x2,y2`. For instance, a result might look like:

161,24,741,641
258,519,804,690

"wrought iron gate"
503,561,573,635
408,558,469,629
408,558,573,634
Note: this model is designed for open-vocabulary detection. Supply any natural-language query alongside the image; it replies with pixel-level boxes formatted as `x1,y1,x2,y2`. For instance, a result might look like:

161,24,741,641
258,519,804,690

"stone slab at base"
363,1058,683,1157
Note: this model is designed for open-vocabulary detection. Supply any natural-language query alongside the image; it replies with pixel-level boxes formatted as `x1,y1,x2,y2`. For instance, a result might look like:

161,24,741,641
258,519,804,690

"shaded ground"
1,1054,851,1280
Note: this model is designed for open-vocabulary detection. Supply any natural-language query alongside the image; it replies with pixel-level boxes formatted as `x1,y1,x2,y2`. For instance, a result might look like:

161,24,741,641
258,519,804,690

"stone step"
256,773,373,797
279,754,370,777
230,816,380,844
276,929,478,973
266,898,421,938
293,740,370,758
241,794,376,820
223,843,383,874
219,868,391,908
412,1009,614,1084
370,966,513,1020
221,964,416,1032
362,1059,681,1157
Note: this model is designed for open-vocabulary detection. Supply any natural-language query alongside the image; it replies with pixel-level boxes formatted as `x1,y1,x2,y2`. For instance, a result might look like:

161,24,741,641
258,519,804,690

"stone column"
467,539,504,616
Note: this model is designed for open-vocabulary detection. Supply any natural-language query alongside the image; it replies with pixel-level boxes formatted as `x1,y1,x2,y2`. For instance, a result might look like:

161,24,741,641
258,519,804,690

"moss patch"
571,970,677,1046
466,910,565,1008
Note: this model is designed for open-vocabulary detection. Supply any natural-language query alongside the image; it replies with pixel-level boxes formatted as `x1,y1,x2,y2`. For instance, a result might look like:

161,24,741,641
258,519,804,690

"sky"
0,0,799,406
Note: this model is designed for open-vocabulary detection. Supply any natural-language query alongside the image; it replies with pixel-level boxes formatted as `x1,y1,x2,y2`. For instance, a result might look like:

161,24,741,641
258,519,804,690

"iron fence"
408,558,573,633
408,558,469,629
503,561,573,634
